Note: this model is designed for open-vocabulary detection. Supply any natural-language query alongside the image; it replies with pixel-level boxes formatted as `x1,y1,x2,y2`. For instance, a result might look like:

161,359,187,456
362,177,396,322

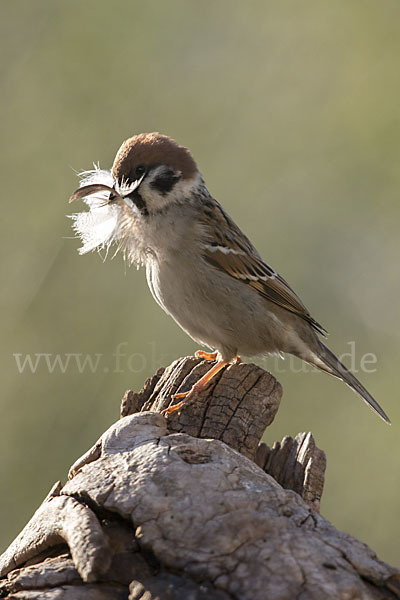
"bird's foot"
195,350,242,364
195,350,218,361
161,389,198,415
161,359,228,415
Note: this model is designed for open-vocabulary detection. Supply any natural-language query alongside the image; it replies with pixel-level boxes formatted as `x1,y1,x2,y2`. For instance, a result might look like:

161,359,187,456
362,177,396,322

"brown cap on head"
112,133,198,182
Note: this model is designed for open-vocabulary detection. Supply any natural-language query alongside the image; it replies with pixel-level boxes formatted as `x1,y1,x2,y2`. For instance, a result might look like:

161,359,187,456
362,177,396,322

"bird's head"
111,132,199,215
69,133,202,261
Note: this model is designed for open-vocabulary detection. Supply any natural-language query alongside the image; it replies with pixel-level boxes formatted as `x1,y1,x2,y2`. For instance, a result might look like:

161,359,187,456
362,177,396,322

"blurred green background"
1,0,399,566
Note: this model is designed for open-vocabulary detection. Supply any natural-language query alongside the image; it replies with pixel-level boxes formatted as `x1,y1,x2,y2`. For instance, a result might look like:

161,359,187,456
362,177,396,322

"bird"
69,132,390,423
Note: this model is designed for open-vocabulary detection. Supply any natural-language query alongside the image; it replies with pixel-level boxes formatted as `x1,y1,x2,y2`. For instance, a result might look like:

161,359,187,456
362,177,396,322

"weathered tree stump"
0,356,399,600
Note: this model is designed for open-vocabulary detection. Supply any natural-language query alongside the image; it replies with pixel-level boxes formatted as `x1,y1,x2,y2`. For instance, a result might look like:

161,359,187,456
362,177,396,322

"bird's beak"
69,174,145,205
69,183,122,204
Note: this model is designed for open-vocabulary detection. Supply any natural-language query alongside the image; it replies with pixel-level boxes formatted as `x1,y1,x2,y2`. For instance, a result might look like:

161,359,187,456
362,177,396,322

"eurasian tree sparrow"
69,133,389,423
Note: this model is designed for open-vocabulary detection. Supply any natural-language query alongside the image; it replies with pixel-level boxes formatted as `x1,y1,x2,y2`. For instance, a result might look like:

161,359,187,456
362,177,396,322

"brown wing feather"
202,202,327,335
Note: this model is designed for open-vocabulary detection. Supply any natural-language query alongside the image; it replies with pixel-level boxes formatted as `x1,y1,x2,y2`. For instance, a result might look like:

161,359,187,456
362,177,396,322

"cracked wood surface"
1,358,399,600
255,432,327,512
121,356,282,461
120,356,325,511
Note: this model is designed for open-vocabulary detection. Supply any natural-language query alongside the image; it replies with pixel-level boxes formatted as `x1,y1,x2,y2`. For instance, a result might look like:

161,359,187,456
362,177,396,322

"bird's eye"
135,165,146,178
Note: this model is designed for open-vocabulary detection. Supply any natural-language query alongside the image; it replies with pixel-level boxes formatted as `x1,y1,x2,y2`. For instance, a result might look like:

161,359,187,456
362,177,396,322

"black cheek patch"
127,190,149,216
151,169,181,195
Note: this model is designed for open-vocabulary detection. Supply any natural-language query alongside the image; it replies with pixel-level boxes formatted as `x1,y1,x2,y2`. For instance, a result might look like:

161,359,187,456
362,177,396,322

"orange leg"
161,360,228,415
195,350,241,363
195,350,218,361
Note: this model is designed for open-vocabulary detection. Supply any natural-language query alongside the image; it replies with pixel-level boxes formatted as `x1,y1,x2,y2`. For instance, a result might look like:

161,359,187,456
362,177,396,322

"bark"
0,356,399,600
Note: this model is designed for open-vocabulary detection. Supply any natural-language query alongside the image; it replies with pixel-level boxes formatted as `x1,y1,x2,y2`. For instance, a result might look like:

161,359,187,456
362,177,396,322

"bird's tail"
308,341,390,424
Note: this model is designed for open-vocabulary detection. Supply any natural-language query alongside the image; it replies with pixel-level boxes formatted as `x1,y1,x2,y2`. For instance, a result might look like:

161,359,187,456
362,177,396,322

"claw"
162,359,228,416
161,401,186,415
172,392,189,400
161,389,197,415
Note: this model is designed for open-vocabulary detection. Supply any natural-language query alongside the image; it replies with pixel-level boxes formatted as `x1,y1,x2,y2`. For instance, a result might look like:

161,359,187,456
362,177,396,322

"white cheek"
142,172,201,210
169,173,202,202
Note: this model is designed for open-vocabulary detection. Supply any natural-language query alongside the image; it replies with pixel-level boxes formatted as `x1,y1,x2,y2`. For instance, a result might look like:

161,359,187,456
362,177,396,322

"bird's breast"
144,254,233,350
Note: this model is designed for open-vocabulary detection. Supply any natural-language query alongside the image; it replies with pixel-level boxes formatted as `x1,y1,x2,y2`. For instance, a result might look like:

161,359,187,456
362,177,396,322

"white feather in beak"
69,167,121,255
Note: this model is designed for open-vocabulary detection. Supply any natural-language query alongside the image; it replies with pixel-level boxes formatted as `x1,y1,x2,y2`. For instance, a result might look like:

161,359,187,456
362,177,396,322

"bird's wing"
202,203,327,336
